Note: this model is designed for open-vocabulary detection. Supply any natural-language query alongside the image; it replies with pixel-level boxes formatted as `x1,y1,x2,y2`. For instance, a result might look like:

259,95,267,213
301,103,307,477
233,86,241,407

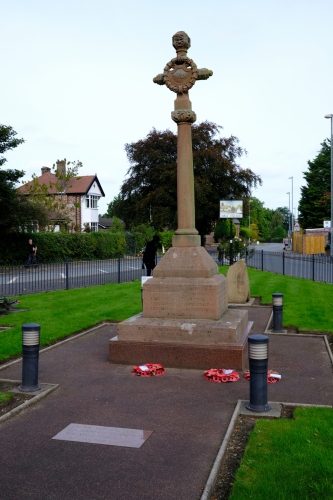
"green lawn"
0,281,141,362
230,407,333,500
220,266,333,333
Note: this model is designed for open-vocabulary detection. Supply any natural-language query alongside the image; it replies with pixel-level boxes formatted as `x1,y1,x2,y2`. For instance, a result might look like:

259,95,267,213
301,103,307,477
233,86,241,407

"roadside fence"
0,255,162,297
207,247,333,284
245,249,333,284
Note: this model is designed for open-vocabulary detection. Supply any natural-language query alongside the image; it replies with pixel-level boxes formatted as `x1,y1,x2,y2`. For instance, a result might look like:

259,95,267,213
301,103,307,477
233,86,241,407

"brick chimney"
56,159,66,176
41,166,51,175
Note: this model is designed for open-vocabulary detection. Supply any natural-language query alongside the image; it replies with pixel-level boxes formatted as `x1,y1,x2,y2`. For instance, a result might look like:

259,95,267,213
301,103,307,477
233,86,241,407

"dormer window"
86,195,99,209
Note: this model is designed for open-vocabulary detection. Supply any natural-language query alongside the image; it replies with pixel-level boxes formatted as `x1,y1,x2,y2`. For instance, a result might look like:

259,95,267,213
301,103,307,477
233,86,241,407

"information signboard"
219,200,243,218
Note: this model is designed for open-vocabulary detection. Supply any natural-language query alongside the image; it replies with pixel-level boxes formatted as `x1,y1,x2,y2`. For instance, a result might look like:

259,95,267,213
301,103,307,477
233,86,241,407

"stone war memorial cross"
153,30,213,248
111,32,251,370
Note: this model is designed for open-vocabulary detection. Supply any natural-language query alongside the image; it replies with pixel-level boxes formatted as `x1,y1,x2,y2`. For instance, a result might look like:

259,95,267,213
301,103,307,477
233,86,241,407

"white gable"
87,181,103,196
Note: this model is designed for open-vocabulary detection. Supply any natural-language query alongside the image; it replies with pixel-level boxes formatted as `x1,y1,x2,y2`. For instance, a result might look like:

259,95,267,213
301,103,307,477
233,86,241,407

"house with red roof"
19,159,105,232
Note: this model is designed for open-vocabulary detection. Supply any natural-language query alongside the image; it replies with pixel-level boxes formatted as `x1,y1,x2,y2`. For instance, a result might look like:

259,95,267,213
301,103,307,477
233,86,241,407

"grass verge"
219,266,333,333
229,407,333,500
0,281,141,362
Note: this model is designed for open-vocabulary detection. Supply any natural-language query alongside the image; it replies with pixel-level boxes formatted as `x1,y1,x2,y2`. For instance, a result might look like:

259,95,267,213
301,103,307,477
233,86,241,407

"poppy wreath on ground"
132,363,166,377
204,368,240,383
243,370,281,383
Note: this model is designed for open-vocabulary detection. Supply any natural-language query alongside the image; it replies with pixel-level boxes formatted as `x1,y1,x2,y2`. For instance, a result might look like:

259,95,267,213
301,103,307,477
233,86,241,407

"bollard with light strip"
272,292,283,332
19,323,41,392
246,334,271,413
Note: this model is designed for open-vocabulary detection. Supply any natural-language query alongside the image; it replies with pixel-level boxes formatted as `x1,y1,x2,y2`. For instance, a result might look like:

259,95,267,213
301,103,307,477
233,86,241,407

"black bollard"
272,292,284,332
19,323,41,392
246,334,271,413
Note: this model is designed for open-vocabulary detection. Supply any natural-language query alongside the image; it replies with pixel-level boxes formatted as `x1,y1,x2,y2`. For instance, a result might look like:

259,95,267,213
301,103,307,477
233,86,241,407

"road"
248,243,284,252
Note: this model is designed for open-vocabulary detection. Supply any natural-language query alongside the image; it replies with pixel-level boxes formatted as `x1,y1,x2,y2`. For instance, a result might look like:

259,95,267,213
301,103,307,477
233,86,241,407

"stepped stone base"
110,246,251,370
109,317,252,371
117,309,248,344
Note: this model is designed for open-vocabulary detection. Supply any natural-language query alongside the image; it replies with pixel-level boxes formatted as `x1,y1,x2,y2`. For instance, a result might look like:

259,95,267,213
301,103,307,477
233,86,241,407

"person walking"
26,239,37,267
142,235,159,276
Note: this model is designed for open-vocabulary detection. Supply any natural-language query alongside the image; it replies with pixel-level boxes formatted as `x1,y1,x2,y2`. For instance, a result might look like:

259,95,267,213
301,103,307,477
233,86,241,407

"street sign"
293,221,300,232
324,221,331,228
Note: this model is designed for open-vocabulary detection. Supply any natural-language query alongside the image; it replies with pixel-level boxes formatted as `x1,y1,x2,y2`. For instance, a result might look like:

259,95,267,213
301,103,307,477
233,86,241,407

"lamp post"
287,191,290,238
228,193,234,266
289,176,293,231
249,196,251,244
325,114,333,257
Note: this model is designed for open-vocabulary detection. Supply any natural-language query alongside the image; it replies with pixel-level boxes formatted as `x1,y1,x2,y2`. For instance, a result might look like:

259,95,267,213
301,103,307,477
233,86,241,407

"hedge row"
2,232,126,264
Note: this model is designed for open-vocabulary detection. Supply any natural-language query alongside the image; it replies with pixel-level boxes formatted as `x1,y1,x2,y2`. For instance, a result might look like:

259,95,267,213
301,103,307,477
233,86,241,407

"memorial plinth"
110,32,249,370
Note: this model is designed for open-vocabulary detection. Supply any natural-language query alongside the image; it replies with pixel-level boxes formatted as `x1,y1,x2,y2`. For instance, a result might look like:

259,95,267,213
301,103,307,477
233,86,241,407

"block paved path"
0,307,333,500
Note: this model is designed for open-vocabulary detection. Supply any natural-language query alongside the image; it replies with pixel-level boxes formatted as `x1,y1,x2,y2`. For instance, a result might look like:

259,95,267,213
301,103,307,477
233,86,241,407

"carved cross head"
153,32,213,95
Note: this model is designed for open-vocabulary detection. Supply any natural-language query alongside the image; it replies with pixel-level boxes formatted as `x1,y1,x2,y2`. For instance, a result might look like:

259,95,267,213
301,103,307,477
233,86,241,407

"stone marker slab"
52,424,153,448
226,260,250,304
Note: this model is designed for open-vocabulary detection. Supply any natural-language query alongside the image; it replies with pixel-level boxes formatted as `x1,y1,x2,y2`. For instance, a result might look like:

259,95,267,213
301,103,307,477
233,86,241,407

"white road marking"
7,277,18,284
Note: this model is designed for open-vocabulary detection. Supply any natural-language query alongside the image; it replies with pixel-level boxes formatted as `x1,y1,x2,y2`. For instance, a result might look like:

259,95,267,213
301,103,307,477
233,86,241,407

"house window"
86,195,99,209
91,222,98,232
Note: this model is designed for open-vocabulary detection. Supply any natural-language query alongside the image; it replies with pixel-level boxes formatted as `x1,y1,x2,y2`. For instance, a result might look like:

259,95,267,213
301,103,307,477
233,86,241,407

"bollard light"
19,323,41,392
272,292,283,332
246,334,271,413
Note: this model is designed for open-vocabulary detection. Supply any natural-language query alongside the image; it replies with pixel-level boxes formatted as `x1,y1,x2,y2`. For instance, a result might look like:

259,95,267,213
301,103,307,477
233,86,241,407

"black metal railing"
2,248,332,297
0,255,162,297
245,249,333,283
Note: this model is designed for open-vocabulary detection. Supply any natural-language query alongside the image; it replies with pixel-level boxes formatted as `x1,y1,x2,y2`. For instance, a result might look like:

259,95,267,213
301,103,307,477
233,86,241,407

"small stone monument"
227,260,251,304
110,32,251,370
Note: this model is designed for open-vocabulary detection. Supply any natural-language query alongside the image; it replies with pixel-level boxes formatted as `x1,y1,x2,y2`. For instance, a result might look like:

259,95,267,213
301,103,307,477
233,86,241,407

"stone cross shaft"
153,31,213,247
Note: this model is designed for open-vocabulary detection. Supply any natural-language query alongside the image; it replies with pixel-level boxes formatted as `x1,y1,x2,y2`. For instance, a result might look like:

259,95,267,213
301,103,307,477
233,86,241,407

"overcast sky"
2,0,332,221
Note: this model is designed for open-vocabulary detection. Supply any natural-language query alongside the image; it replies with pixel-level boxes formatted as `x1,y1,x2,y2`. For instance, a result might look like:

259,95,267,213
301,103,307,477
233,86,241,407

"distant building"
19,160,105,232
98,217,124,231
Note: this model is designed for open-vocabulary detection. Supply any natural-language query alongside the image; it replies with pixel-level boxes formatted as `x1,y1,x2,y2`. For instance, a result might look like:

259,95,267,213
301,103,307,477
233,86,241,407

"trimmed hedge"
1,232,126,264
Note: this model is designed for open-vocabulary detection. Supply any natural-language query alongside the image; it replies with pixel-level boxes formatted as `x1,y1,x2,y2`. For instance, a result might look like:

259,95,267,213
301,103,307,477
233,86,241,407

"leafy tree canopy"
0,124,25,168
0,124,44,233
299,139,331,229
274,206,291,232
112,122,261,235
249,197,273,241
214,219,236,242
103,194,122,218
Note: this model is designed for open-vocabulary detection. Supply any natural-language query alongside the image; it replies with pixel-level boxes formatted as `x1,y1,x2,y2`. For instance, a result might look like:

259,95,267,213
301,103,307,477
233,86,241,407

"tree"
298,139,331,229
0,124,25,168
103,194,122,218
214,219,236,242
107,216,125,233
249,197,273,241
113,122,261,236
271,225,287,241
0,124,45,234
274,207,291,232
